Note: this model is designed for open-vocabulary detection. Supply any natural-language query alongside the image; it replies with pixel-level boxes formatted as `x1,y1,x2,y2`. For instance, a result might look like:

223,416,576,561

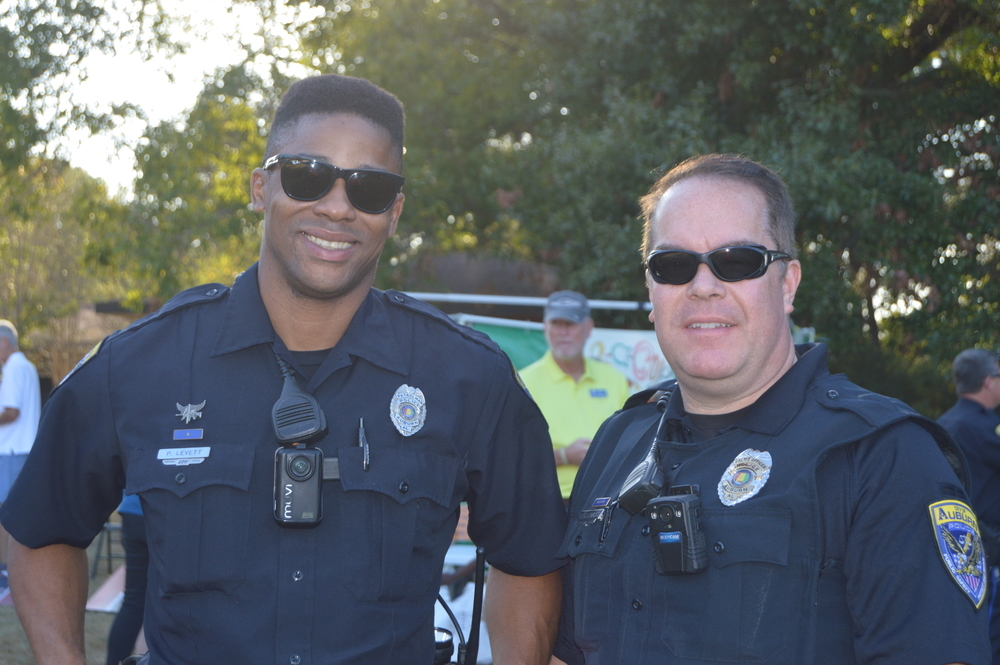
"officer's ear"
250,168,268,212
782,260,802,314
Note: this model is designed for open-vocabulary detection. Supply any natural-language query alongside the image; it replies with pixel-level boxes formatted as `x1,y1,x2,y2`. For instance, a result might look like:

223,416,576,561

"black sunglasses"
263,154,404,214
646,245,791,285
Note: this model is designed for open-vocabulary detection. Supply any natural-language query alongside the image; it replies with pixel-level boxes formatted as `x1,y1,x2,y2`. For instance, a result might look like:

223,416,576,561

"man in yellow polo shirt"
520,291,631,500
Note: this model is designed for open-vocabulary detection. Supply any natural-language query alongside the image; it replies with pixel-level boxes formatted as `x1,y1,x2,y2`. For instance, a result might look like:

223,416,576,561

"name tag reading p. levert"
158,447,211,466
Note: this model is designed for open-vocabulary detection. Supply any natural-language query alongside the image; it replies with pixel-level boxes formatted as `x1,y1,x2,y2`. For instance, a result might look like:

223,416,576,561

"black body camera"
274,445,323,525
271,355,328,526
648,486,708,574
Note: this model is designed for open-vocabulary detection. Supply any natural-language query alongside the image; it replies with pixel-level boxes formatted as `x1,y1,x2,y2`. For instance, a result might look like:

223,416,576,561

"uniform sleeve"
0,343,124,549
835,420,991,664
553,561,585,664
949,416,1000,473
464,354,568,577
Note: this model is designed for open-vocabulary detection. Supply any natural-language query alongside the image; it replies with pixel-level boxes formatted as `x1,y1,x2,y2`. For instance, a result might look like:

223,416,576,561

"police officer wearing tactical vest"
0,74,566,665
552,154,990,664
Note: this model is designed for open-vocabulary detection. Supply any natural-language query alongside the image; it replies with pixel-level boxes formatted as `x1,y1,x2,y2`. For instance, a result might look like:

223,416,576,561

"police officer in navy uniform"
552,154,990,664
0,75,566,665
939,348,1000,664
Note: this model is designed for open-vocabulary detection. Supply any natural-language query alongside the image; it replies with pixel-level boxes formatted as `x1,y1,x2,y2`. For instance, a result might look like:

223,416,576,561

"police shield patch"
929,499,987,609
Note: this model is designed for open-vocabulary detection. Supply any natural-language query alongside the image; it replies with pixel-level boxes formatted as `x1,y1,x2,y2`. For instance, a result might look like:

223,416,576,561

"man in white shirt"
0,320,41,564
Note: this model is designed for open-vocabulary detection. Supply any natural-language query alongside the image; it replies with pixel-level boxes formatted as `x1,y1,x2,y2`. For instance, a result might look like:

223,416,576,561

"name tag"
158,447,211,466
589,389,608,398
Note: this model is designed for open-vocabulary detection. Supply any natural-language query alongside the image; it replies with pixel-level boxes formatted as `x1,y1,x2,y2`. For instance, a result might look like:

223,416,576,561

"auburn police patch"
929,499,987,609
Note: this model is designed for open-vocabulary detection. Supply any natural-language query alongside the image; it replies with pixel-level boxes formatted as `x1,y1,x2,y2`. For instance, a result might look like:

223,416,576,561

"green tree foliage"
0,158,123,335
0,0,171,334
0,0,168,167
292,0,548,283
39,0,995,412
272,0,998,410
85,83,268,298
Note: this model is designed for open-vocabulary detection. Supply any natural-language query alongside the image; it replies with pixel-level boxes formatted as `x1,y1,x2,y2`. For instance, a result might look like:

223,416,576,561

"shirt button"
394,294,405,303
671,462,681,470
290,656,301,665
293,570,304,581
632,599,643,611
640,525,650,537
714,541,725,554
206,288,218,296
398,481,409,493
827,390,839,399
574,535,582,545
174,473,186,484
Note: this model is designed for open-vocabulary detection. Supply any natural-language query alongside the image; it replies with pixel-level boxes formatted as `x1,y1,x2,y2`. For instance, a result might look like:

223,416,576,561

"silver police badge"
390,384,426,436
718,448,772,506
929,499,987,608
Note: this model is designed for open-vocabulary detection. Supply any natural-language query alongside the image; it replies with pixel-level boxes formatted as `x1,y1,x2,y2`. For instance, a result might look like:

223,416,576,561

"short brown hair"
639,154,797,260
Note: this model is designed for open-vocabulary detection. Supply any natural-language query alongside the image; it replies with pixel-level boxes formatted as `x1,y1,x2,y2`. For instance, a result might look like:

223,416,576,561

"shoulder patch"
59,339,105,386
512,365,532,399
929,499,987,609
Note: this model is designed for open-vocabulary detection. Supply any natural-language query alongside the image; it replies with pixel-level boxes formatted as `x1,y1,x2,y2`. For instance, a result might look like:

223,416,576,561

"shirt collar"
212,263,406,376
212,263,277,356
665,343,829,436
540,350,593,383
334,289,407,376
957,396,991,415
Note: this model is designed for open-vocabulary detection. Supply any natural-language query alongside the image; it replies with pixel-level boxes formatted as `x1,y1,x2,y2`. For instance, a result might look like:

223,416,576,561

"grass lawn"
1,526,128,665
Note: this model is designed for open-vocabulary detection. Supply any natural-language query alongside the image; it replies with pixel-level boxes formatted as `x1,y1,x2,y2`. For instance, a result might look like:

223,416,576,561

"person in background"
105,492,148,665
1,74,565,665
0,320,40,567
553,153,990,664
519,291,631,501
939,348,1000,665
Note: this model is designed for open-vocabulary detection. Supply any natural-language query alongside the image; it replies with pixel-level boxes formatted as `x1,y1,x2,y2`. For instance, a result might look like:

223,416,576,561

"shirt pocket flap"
561,505,630,559
337,445,458,508
124,444,254,499
703,508,791,568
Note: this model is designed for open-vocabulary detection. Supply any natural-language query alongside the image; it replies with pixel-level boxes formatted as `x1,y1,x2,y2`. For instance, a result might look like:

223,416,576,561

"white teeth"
688,323,733,329
306,234,353,250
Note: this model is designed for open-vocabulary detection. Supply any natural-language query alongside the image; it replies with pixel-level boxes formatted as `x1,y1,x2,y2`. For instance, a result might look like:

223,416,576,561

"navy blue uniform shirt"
939,397,1000,530
554,344,990,664
0,263,567,665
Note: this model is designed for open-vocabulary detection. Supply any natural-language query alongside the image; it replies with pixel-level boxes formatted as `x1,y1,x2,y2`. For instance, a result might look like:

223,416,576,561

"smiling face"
647,176,801,413
251,112,403,307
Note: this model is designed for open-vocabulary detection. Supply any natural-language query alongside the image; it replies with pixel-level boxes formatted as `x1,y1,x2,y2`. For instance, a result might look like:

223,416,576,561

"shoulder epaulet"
816,376,971,491
57,283,229,389
815,377,919,427
382,290,502,354
128,283,229,332
623,379,677,410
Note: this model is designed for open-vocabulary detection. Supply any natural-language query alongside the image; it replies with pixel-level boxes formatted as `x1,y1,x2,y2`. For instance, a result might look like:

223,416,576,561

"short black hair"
265,74,405,164
952,348,999,395
640,154,797,260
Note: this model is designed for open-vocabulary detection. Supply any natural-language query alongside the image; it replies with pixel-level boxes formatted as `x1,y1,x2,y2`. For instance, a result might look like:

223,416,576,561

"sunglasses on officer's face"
263,154,405,214
645,245,792,285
